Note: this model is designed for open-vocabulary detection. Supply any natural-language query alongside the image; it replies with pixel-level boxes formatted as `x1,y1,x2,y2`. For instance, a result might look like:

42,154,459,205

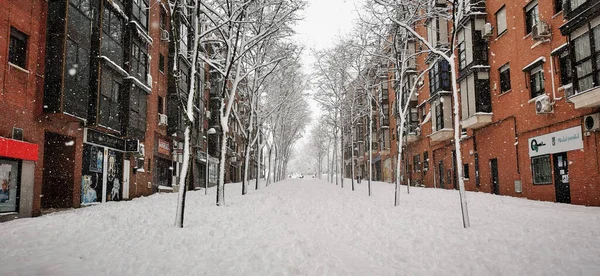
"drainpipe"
549,54,561,102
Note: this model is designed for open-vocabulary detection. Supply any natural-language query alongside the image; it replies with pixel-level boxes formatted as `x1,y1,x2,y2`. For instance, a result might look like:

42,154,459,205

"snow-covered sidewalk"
0,178,599,275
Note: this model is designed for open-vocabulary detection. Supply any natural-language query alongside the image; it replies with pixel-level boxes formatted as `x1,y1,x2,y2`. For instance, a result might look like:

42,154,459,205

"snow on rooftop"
0,179,599,275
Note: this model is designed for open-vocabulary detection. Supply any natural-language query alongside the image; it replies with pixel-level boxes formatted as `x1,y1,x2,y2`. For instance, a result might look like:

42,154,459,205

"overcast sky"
287,0,362,173
293,0,362,117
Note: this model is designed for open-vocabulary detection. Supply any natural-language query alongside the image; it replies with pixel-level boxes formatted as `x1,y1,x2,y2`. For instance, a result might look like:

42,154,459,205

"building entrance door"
553,152,570,203
490,158,499,195
42,132,75,208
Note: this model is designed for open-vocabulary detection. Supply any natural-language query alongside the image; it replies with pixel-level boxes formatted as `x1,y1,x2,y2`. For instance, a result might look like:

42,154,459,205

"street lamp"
206,128,217,195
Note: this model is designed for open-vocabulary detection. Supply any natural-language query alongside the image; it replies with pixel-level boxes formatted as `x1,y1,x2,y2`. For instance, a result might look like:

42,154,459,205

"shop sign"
0,137,38,161
84,128,125,151
528,126,584,157
158,139,170,155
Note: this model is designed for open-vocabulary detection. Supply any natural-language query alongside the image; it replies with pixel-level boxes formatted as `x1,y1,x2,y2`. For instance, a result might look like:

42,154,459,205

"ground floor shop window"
532,155,552,184
82,144,123,204
0,158,20,213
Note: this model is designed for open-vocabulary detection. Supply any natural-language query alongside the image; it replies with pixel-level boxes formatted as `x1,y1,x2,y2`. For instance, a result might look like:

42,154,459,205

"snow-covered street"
1,179,599,276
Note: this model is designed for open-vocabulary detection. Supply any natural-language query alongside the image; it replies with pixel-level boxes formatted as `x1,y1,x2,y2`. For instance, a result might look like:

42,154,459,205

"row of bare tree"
169,0,310,227
310,0,475,228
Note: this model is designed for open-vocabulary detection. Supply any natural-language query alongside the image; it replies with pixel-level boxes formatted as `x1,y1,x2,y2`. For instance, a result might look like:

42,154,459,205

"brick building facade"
345,0,600,206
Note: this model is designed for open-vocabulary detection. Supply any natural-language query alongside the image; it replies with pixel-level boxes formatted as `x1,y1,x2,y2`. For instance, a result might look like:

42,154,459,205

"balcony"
461,113,493,129
428,128,453,143
568,85,600,109
405,133,418,144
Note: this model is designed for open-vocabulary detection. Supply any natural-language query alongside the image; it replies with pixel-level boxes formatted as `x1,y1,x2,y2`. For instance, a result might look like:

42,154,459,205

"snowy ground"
1,178,599,276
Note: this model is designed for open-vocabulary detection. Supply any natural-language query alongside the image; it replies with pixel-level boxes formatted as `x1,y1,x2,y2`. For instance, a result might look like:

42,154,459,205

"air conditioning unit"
159,113,168,126
205,81,211,90
583,113,600,132
535,95,553,114
483,22,493,39
160,29,169,41
532,21,551,40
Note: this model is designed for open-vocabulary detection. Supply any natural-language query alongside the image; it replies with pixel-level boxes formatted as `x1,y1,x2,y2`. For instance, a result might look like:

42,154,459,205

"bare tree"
371,0,471,227
198,0,305,205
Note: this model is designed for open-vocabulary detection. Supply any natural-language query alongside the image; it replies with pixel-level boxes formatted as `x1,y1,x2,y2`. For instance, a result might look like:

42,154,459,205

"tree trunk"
448,55,470,228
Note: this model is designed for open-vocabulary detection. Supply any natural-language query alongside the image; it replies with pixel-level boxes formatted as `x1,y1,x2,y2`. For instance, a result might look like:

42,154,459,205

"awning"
0,137,38,161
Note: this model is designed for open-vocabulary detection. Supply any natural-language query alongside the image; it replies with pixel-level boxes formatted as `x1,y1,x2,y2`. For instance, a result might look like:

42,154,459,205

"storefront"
81,128,138,205
0,137,37,218
528,126,584,204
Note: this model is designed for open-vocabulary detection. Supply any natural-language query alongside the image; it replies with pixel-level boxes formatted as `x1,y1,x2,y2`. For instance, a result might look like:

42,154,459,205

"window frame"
429,60,451,96
529,64,545,98
463,163,470,179
558,50,572,86
413,154,421,172
554,0,563,14
435,101,444,131
496,6,507,36
570,24,600,94
132,0,149,29
102,6,124,66
9,27,28,69
532,155,552,185
159,54,165,73
131,40,149,82
423,152,429,171
499,63,511,93
525,1,539,35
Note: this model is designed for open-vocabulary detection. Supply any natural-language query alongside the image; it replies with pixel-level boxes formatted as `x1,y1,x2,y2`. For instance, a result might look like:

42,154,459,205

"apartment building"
0,0,196,220
346,0,600,206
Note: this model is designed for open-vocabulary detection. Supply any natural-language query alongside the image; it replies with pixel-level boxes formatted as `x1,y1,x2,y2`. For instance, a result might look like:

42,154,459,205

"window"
132,0,149,29
159,54,165,73
559,51,572,86
129,87,147,138
458,30,467,69
160,8,167,30
435,101,444,131
525,2,539,35
180,23,189,55
420,104,427,123
158,96,164,114
99,68,123,131
423,152,429,171
9,27,28,68
496,6,507,35
570,0,587,11
426,17,448,46
429,60,451,96
131,42,148,82
571,25,600,93
102,6,124,65
413,155,421,172
532,155,552,184
554,0,563,14
499,63,511,93
529,64,545,98
408,107,418,133
463,164,470,179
